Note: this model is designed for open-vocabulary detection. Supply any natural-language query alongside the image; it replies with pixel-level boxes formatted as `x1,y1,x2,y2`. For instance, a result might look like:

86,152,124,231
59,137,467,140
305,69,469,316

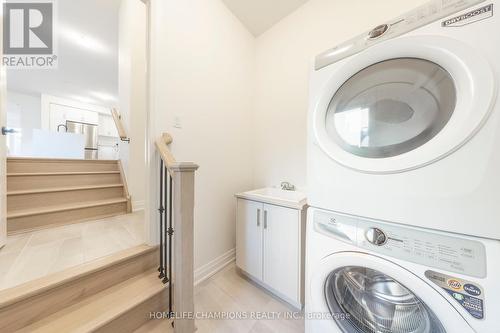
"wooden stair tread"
0,245,155,310
7,157,119,163
134,318,174,333
7,198,128,218
7,184,125,196
7,171,121,177
15,271,165,333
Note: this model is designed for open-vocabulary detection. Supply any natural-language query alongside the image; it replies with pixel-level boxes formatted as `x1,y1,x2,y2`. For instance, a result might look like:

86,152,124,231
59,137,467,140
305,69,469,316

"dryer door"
312,35,496,174
308,252,474,333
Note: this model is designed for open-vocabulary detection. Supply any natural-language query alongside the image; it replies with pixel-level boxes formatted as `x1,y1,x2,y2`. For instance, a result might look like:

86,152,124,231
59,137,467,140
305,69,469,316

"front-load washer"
307,0,500,239
305,207,500,333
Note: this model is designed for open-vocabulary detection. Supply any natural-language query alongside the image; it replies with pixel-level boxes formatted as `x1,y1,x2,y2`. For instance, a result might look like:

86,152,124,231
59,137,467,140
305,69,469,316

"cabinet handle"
264,210,268,229
257,209,261,227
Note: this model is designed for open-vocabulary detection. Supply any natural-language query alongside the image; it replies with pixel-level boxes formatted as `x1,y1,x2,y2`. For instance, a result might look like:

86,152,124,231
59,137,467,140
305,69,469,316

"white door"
0,4,7,249
312,36,496,173
263,204,300,303
236,199,263,280
309,252,473,333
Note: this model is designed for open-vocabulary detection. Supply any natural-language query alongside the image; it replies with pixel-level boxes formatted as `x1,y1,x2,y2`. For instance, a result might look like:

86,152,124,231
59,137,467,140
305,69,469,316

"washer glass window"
325,58,456,158
325,266,446,333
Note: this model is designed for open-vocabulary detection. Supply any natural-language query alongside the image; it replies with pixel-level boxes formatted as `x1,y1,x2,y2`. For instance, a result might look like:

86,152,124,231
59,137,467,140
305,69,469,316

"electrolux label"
442,4,494,27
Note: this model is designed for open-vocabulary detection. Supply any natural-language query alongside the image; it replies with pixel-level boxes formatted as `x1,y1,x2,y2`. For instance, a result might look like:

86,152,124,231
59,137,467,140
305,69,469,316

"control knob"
368,24,389,39
365,228,387,246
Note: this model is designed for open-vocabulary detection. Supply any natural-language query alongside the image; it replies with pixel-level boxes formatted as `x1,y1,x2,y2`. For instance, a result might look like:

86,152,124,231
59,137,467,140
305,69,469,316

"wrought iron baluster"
168,174,174,317
162,167,169,285
158,160,165,279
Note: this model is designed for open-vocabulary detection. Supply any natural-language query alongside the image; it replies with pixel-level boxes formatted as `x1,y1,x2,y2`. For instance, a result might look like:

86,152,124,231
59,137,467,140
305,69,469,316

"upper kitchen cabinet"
98,114,119,137
41,94,109,132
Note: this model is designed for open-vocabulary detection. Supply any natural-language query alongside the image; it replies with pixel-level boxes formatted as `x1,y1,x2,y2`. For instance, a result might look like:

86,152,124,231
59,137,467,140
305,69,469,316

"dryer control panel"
314,209,487,278
315,0,486,69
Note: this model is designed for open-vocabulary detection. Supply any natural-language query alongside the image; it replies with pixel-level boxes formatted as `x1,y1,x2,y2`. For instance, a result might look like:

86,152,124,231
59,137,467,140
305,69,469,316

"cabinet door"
263,204,300,303
236,199,263,280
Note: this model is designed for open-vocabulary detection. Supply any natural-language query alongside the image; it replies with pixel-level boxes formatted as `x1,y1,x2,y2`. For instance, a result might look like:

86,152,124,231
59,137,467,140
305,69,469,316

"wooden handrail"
155,133,176,172
111,108,130,143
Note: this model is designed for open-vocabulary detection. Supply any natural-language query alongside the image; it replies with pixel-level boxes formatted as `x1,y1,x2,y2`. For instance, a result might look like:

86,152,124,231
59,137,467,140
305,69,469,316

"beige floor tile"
0,234,30,255
2,242,62,288
212,266,273,312
0,251,20,288
27,224,83,247
0,212,145,291
48,236,85,274
191,264,304,333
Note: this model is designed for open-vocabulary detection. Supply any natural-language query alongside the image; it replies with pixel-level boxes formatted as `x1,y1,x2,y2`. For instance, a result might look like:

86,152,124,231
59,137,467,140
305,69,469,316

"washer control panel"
314,209,487,278
315,0,486,70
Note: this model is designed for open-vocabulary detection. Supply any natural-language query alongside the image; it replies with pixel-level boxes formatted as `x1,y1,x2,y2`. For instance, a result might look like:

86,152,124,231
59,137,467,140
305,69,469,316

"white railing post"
171,162,198,333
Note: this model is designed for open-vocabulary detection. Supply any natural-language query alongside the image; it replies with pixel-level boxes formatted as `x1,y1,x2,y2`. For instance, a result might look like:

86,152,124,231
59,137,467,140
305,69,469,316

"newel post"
170,162,198,333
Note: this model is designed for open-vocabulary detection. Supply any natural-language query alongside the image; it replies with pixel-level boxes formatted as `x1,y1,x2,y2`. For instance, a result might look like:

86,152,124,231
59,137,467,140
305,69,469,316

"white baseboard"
132,200,145,212
194,248,235,286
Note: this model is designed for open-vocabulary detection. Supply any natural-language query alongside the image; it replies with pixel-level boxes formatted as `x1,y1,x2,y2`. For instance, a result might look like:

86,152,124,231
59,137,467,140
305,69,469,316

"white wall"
119,0,147,210
6,91,41,156
252,0,429,189
148,0,432,271
150,0,255,270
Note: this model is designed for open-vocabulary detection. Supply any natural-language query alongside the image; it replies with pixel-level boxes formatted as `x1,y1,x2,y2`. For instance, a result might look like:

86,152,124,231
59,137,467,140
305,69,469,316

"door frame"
143,0,159,246
0,0,6,249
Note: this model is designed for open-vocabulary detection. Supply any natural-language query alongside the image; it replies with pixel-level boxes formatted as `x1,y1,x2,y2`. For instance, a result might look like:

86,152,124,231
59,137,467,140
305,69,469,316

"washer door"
308,252,474,333
312,36,496,174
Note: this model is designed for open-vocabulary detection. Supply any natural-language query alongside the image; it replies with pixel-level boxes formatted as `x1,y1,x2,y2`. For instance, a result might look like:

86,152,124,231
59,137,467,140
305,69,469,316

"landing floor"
0,211,144,290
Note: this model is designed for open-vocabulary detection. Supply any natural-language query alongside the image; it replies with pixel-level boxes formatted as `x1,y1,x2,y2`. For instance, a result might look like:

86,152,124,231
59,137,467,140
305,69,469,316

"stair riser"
7,160,119,173
96,290,168,333
8,173,122,191
8,202,128,234
7,187,125,211
0,248,159,333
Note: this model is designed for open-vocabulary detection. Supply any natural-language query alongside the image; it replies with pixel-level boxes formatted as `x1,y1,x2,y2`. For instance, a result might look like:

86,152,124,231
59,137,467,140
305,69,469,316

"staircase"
6,158,132,234
0,245,168,333
0,133,197,333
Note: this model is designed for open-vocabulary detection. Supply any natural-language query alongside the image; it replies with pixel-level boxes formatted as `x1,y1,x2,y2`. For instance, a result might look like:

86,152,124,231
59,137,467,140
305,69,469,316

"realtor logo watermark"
3,0,58,69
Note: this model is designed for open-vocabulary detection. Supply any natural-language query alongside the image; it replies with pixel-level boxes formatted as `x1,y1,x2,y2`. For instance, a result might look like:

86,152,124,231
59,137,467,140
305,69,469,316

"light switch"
173,116,182,129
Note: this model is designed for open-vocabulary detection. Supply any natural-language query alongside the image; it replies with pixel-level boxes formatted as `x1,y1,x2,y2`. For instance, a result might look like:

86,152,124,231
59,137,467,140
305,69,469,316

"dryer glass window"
325,266,446,333
326,58,456,158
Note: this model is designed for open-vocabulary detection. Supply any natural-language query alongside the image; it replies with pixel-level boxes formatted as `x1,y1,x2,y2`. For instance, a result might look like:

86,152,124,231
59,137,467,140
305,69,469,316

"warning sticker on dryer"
442,4,494,27
425,270,484,319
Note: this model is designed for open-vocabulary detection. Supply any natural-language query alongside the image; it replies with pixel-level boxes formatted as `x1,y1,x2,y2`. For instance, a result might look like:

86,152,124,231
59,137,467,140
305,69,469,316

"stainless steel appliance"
66,120,99,159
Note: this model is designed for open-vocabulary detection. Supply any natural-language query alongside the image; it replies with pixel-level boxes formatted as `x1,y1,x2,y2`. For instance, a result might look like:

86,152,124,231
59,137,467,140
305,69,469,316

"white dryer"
308,0,500,239
305,207,500,333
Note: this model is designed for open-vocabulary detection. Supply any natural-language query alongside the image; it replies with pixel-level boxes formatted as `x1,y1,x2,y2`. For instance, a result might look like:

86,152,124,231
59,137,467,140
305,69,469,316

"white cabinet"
49,104,99,131
236,198,306,308
263,204,300,303
236,200,263,280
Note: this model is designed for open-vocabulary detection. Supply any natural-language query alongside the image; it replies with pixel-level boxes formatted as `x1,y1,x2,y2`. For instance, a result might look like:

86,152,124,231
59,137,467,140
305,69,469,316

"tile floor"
137,264,305,333
0,211,144,290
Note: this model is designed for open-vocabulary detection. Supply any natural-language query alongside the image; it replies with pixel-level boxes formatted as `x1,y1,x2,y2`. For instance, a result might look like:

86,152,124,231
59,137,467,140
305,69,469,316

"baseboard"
194,248,235,286
132,200,145,212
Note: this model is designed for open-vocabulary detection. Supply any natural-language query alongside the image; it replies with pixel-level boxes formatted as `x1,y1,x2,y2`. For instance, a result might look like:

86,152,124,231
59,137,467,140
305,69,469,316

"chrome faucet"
280,182,296,191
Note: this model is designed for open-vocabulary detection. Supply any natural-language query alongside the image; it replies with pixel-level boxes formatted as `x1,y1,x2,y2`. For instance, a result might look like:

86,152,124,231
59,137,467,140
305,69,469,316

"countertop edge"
235,193,308,210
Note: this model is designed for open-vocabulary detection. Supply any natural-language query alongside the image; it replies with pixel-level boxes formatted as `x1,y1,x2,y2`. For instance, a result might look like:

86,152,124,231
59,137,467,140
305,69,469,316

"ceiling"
222,0,310,36
7,0,121,108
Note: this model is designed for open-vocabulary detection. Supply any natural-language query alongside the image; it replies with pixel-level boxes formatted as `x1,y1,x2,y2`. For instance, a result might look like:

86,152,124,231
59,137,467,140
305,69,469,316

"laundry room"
0,0,498,332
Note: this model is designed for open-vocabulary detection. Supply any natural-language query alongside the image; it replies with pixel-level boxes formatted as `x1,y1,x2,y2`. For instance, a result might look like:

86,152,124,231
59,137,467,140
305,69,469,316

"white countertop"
235,188,307,210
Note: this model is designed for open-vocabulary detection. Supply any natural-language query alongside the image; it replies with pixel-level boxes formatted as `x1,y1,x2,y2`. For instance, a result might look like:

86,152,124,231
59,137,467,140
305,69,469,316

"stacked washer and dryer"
306,0,500,332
